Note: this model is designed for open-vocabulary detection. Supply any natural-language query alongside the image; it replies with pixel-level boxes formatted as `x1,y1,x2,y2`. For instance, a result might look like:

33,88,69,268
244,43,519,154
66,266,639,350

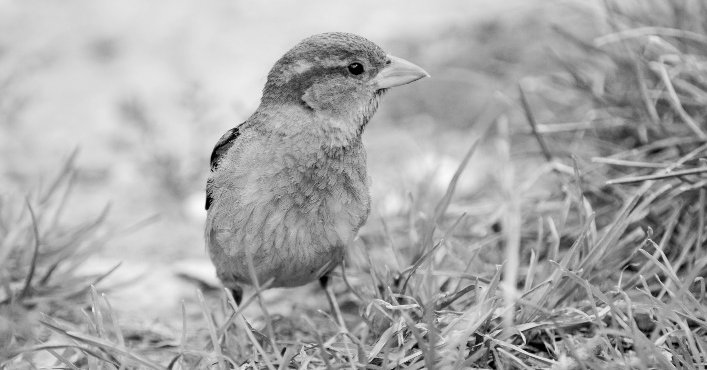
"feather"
205,125,241,210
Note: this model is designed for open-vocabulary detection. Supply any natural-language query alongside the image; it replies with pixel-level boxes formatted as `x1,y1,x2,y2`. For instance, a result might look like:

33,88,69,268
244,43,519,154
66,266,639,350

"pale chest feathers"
261,144,371,236
207,140,371,287
211,130,372,226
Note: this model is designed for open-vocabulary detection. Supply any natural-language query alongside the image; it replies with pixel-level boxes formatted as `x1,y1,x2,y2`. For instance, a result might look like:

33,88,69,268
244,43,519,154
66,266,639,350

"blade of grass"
40,320,163,369
196,289,226,370
19,198,41,299
519,82,553,162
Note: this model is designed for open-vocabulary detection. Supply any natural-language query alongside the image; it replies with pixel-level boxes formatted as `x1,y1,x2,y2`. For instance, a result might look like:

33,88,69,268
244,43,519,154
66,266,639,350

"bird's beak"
370,55,430,90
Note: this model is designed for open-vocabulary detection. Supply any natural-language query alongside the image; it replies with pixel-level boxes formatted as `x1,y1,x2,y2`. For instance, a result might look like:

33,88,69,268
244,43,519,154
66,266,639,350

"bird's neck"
254,104,364,149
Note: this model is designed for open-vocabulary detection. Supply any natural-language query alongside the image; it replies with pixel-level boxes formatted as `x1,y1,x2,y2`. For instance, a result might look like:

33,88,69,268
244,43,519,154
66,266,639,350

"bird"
204,32,428,311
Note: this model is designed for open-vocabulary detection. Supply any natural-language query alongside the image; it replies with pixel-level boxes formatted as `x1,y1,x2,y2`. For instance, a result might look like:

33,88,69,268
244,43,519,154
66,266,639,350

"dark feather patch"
210,126,241,171
205,178,214,210
206,125,241,210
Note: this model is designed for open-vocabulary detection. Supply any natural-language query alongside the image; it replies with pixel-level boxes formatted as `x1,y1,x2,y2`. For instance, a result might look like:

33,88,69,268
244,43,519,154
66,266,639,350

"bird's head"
260,32,428,138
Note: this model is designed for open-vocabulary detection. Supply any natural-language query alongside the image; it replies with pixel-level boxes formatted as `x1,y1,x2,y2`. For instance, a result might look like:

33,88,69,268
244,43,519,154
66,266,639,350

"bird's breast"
207,140,371,287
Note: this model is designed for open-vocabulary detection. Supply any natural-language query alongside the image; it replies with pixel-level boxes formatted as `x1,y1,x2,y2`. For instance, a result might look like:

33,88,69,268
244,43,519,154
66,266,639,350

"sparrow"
205,32,428,305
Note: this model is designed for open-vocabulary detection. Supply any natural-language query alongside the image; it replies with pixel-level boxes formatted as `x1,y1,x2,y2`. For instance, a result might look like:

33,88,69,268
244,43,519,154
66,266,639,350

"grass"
0,151,119,364
3,0,707,368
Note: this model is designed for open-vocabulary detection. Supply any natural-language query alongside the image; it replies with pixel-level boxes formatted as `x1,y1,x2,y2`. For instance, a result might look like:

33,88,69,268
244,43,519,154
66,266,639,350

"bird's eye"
347,62,365,75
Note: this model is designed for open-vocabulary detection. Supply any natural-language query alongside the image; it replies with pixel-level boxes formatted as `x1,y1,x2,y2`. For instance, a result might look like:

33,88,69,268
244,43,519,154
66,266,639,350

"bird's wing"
205,125,241,210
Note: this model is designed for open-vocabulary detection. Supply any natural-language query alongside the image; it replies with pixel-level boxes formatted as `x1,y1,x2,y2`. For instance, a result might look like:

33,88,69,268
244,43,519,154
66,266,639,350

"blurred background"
0,0,598,320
